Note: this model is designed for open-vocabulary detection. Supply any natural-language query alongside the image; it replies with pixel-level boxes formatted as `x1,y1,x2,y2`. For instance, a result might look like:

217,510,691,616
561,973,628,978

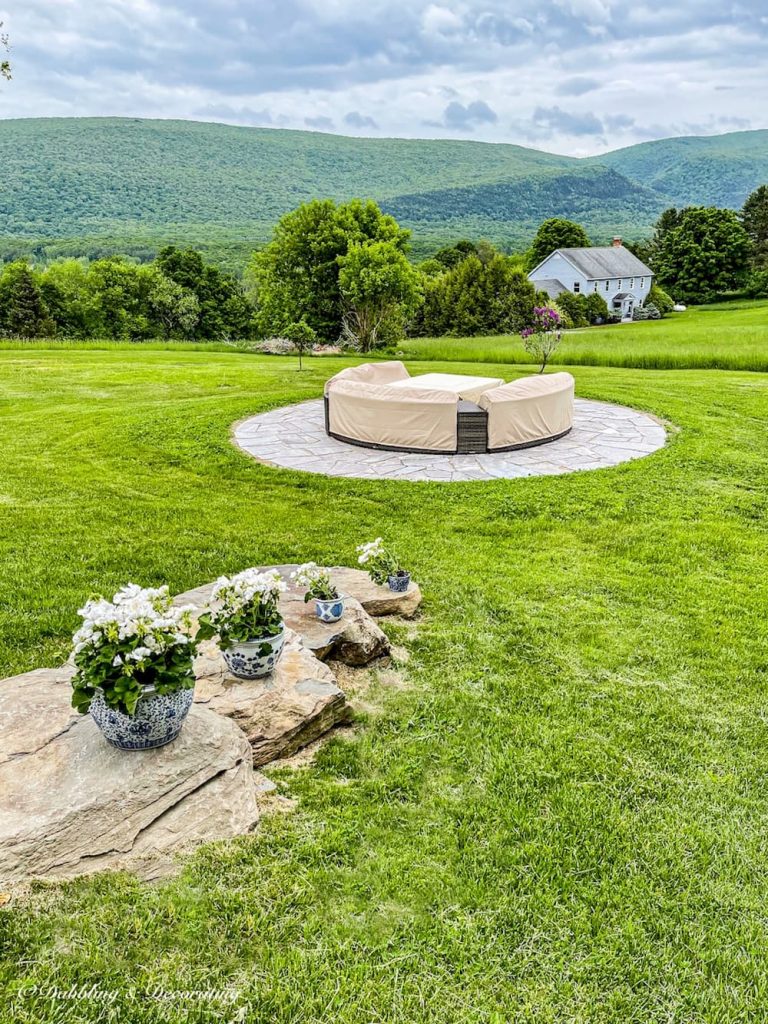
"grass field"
3,347,768,1022
399,300,768,371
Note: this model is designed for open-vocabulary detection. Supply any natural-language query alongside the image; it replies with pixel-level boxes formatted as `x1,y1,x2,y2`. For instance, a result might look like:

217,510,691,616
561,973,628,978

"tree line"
1,185,766,345
0,248,251,341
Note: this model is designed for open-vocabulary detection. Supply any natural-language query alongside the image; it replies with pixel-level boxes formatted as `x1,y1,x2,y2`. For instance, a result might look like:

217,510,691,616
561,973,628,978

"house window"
618,279,623,289
631,278,635,288
573,282,580,293
593,281,598,292
605,280,610,291
640,277,645,288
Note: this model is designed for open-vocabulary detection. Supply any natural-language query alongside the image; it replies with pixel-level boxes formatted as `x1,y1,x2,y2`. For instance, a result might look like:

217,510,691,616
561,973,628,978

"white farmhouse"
528,237,654,321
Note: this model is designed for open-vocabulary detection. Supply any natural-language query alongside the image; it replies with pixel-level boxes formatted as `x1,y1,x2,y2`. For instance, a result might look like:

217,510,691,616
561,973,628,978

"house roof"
534,278,567,298
556,246,653,280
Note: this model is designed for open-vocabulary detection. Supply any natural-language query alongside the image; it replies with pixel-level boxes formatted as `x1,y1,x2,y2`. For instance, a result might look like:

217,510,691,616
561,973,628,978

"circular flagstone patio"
233,398,667,482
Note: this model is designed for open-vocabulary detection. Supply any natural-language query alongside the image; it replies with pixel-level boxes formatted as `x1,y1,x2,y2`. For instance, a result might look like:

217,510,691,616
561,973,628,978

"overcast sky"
1,0,766,156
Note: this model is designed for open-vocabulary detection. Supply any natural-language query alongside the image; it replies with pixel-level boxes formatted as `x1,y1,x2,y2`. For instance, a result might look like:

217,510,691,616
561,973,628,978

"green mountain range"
0,117,766,270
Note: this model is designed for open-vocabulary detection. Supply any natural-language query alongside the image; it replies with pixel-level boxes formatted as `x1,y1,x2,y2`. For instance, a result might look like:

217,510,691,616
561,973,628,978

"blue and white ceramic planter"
223,629,285,679
387,571,411,593
315,595,346,623
89,685,194,751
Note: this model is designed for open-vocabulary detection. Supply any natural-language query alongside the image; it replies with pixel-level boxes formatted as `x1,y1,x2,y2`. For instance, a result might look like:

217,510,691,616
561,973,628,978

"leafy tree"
147,269,200,338
527,218,591,271
416,254,536,337
338,241,423,352
284,319,317,370
743,185,768,268
155,246,251,340
1,23,9,81
249,199,409,341
39,259,100,337
86,257,155,339
655,207,751,303
0,261,53,338
432,240,478,269
744,269,768,298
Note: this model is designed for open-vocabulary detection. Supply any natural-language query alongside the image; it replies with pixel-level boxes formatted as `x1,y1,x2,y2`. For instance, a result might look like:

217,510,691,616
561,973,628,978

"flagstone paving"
233,398,668,481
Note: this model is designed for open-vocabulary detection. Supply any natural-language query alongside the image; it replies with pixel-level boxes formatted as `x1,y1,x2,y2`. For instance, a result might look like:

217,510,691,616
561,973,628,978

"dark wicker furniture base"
324,396,569,455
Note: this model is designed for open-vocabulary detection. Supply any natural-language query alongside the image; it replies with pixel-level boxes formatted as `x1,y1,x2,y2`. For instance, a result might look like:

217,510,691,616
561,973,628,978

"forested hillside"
0,118,767,269
593,130,768,209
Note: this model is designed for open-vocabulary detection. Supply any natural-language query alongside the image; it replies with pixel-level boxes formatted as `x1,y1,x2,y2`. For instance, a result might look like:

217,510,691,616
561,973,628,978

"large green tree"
338,240,423,352
417,253,537,337
527,218,591,271
156,246,251,340
655,207,751,303
248,199,409,341
743,185,768,269
0,261,52,338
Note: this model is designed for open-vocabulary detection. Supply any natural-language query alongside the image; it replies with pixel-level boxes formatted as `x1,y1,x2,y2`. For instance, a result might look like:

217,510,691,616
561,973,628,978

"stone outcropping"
0,667,259,884
175,565,405,667
193,629,350,766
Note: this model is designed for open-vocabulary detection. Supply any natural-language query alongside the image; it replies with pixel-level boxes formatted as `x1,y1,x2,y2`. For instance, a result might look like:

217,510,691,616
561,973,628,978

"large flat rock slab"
326,566,422,618
193,628,350,766
0,668,259,885
175,565,404,662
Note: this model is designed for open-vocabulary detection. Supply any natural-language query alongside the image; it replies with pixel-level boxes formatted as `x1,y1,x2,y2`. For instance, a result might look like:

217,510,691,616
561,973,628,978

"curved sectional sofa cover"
324,361,575,454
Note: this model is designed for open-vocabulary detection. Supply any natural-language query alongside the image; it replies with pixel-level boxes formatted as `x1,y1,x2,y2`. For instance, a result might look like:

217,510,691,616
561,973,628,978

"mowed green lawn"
3,347,768,1022
400,299,768,371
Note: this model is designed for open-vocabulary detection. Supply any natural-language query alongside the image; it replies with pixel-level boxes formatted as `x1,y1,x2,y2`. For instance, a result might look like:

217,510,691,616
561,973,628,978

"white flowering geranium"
290,562,339,603
356,538,403,585
196,568,286,648
70,584,198,716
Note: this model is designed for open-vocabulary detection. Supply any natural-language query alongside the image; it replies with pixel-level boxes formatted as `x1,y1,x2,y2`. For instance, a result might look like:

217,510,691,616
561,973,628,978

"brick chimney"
612,236,623,247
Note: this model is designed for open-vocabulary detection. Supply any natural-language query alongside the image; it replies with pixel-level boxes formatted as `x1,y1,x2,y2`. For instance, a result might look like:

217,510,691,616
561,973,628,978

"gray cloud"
344,111,378,129
557,76,602,96
305,116,335,131
532,105,604,136
442,100,498,130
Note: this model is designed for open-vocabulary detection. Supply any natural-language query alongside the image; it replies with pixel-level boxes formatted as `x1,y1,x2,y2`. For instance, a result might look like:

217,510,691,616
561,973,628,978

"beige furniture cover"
390,372,504,404
479,372,575,450
324,360,410,396
327,379,458,452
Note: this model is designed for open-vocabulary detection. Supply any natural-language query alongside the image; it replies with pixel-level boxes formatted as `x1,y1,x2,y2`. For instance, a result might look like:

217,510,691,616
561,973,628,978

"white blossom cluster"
291,562,327,589
211,567,287,614
71,583,196,667
356,538,384,565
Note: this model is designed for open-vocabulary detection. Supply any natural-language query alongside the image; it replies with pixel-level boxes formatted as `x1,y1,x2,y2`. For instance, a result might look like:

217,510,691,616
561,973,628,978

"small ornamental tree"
284,318,317,369
521,306,563,373
338,240,422,352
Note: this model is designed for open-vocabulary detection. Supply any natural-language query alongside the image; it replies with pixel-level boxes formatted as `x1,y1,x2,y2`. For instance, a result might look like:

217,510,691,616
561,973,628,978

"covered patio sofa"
324,361,575,454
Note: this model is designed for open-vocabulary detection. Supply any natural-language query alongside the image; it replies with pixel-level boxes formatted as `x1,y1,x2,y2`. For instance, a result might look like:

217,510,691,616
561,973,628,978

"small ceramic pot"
89,685,194,751
223,629,285,679
315,595,346,623
387,571,411,593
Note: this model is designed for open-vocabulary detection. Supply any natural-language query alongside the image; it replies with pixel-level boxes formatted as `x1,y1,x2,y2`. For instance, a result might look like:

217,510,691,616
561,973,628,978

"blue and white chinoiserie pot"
222,629,285,679
387,571,411,593
89,685,195,751
314,595,347,623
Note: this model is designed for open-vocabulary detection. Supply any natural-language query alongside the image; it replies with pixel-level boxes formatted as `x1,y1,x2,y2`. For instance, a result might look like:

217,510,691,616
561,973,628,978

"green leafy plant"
70,584,198,716
291,562,340,602
356,538,405,585
196,568,286,648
